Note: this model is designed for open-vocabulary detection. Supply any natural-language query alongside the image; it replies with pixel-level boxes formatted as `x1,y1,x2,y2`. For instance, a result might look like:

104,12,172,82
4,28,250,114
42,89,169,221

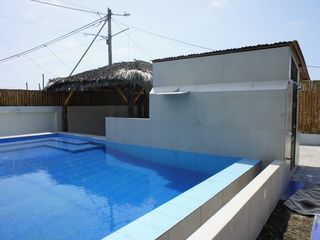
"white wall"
107,89,288,164
187,160,291,240
0,106,62,137
68,106,128,136
299,133,320,146
106,46,295,165
153,47,290,88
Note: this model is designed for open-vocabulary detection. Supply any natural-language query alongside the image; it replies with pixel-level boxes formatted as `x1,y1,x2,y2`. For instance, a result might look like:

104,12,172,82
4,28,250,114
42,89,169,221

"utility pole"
26,82,28,90
107,8,112,66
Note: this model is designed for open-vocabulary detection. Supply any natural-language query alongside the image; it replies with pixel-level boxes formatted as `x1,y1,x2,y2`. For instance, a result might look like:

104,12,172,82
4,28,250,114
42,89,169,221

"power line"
45,46,71,70
0,15,71,32
112,19,152,59
0,16,106,63
30,0,105,15
115,20,214,51
69,17,108,76
0,38,104,66
25,55,57,77
58,0,99,12
308,65,320,69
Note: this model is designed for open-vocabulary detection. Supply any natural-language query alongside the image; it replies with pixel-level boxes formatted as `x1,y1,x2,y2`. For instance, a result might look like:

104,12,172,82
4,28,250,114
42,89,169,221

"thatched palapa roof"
46,60,152,92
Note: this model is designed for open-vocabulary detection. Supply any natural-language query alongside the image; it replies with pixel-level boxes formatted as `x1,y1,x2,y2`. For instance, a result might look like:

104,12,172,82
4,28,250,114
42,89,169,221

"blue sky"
0,0,319,89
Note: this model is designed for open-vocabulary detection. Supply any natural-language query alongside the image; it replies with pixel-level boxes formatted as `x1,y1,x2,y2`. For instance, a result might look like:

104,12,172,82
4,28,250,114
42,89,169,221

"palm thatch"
46,60,152,92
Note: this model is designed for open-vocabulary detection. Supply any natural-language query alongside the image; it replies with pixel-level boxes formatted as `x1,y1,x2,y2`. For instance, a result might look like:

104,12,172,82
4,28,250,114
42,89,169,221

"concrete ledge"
187,160,290,240
300,133,320,146
0,106,62,137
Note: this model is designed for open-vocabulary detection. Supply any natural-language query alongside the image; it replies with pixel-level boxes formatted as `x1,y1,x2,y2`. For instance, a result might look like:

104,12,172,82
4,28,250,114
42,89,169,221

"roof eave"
289,40,310,81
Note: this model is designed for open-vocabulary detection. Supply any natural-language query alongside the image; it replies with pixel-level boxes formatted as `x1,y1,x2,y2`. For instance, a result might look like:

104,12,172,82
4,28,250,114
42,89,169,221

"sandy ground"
258,144,320,240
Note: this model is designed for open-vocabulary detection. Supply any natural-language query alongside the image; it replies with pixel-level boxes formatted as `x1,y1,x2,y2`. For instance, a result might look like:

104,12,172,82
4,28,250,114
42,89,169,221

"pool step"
0,139,103,154
0,137,90,148
45,142,103,153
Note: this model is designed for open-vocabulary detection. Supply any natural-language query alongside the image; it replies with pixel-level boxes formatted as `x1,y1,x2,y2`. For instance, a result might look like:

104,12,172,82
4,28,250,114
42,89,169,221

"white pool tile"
139,211,178,231
169,194,205,211
116,220,164,240
155,202,193,220
101,232,131,240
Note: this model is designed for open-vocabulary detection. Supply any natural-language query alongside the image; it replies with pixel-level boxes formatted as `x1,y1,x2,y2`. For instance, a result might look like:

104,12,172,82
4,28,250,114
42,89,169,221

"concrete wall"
106,46,296,165
0,105,129,137
153,47,290,87
187,160,291,240
68,106,128,136
107,88,289,164
0,106,62,137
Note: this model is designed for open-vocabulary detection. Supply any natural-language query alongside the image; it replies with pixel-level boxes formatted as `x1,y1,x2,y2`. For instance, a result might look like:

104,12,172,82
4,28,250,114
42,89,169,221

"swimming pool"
0,133,259,239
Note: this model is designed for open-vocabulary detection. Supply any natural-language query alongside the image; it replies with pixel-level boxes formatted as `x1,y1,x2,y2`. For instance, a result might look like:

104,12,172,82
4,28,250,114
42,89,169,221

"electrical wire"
308,65,320,69
25,55,57,77
0,38,104,66
30,0,105,15
45,46,71,70
58,0,99,12
0,16,106,63
114,20,214,51
112,19,153,59
69,16,108,76
0,15,72,32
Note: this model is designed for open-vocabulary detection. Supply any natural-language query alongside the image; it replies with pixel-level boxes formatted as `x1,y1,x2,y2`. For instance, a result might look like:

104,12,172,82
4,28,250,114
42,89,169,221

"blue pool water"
0,134,216,240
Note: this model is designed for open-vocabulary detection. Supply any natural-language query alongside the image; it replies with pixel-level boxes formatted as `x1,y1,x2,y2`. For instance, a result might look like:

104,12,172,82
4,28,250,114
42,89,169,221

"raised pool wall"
0,105,128,137
188,160,291,240
106,46,299,167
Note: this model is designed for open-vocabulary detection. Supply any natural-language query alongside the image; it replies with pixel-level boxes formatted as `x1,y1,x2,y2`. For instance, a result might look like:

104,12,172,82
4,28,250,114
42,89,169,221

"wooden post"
62,91,74,132
115,86,128,104
134,89,144,104
127,85,134,117
63,104,68,131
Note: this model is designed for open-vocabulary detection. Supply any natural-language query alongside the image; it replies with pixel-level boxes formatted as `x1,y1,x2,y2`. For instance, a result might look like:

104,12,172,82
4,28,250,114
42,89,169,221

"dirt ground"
258,201,313,240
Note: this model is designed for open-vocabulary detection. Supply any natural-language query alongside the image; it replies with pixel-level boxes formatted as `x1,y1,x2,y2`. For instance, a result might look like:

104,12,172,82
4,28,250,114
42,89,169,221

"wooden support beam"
127,85,134,117
115,86,128,104
64,91,74,105
134,89,144,104
62,105,68,132
62,91,74,132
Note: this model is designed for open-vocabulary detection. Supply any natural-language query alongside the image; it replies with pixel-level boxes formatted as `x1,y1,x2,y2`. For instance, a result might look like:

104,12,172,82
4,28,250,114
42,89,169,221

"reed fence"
298,80,320,134
0,89,125,106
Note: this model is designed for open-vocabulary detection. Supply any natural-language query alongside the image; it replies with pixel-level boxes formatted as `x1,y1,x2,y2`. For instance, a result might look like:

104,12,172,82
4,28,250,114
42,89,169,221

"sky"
0,0,320,89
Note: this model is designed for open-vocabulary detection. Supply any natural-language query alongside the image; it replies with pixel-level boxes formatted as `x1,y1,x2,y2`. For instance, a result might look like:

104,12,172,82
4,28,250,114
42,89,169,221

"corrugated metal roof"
152,41,293,63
